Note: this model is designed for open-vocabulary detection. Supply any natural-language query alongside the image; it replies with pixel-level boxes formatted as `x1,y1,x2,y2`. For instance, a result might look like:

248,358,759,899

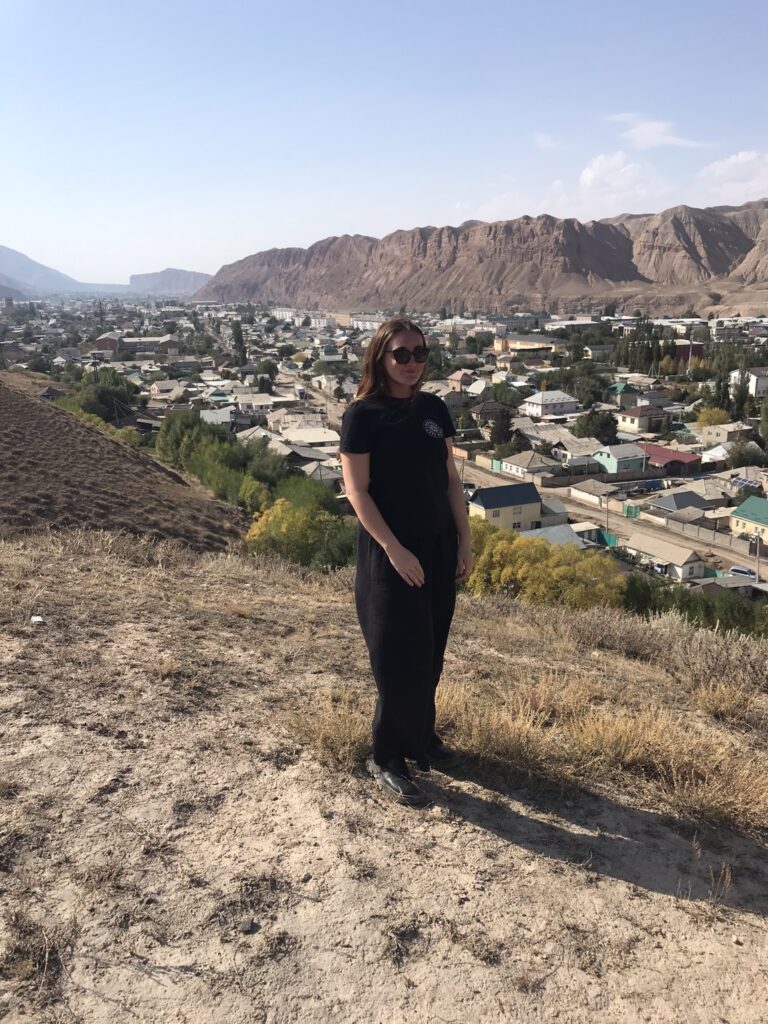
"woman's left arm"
445,439,473,581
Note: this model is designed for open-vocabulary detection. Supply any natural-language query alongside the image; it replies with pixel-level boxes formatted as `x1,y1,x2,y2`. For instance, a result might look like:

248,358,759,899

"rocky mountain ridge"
195,199,768,315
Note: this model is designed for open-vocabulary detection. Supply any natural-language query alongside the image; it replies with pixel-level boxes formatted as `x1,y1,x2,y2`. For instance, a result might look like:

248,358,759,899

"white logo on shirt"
422,418,444,438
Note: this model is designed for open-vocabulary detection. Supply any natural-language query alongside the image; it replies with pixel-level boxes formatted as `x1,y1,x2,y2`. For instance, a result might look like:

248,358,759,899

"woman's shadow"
415,759,768,917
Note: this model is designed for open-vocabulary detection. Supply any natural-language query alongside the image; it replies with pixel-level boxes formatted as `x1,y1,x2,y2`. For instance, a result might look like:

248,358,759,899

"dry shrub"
437,681,563,781
557,605,667,662
692,682,758,724
436,676,768,835
288,688,370,769
663,625,768,693
0,909,77,1005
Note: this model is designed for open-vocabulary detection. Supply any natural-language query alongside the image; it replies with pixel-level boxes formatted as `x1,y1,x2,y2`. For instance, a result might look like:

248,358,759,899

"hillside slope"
1,530,767,1022
0,378,244,551
129,268,213,295
196,199,768,315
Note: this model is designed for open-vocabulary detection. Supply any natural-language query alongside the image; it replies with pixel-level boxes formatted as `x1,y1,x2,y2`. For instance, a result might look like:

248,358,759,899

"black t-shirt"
339,390,456,541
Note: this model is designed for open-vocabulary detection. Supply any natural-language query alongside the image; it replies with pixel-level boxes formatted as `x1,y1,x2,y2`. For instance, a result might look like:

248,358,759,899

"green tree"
275,475,338,515
572,410,618,445
731,369,750,420
494,432,531,458
760,399,768,446
301,316,311,327
254,358,279,380
231,320,247,365
239,477,272,515
246,498,355,569
465,522,625,608
490,408,512,446
726,440,767,469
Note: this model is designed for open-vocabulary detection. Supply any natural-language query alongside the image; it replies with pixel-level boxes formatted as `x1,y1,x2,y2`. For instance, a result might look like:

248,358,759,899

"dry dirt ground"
0,379,244,551
1,531,768,1024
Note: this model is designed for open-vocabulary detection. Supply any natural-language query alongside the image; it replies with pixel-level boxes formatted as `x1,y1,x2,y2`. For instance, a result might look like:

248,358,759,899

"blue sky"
2,0,767,282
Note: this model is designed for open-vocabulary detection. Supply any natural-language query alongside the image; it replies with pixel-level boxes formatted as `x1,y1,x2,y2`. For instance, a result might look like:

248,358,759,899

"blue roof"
470,482,541,510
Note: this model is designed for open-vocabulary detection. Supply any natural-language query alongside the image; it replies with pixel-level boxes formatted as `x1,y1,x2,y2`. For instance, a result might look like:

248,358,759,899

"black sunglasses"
385,345,428,365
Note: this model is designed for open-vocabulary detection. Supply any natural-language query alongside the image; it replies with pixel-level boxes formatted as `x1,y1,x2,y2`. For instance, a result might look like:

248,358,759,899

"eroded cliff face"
195,199,768,312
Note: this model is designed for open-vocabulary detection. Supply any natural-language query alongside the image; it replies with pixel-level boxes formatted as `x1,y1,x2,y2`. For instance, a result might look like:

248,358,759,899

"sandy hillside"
0,378,245,551
1,530,767,1023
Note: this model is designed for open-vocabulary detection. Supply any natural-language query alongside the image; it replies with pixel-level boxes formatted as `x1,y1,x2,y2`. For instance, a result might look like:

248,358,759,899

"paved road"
456,458,762,577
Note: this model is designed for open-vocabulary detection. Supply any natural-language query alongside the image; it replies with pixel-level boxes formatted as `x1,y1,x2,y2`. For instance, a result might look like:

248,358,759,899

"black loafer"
427,741,463,771
366,758,428,807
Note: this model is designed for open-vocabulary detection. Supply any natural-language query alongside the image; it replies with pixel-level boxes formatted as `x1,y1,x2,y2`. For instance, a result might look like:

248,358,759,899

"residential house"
447,369,476,392
643,491,712,517
550,435,602,471
519,390,580,418
592,443,647,475
582,343,615,361
200,407,253,430
420,381,465,413
149,379,178,400
607,382,640,409
729,495,768,544
282,426,340,447
698,421,754,446
569,521,602,544
568,478,618,508
518,524,586,548
464,379,492,401
300,460,343,490
468,483,568,532
729,367,768,400
636,442,702,477
501,450,560,479
616,405,672,435
469,399,512,425
625,533,706,581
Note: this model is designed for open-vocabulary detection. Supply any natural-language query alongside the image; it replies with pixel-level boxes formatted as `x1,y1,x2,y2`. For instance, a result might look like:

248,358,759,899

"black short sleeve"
339,400,373,453
426,393,455,439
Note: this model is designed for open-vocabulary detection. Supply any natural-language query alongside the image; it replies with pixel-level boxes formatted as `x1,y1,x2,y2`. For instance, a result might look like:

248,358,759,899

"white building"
519,390,580,418
730,367,768,399
351,315,386,331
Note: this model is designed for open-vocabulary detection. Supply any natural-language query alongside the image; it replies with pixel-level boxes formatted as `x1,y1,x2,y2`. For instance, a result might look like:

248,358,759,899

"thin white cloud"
534,132,558,151
453,189,528,223
607,112,703,150
697,150,768,204
546,150,674,219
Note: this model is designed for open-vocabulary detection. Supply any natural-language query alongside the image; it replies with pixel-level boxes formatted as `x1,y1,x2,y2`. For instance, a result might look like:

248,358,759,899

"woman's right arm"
341,452,425,587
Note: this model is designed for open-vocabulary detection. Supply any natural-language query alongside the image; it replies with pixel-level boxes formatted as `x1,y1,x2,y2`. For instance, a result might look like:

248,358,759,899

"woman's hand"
456,537,473,582
387,543,425,587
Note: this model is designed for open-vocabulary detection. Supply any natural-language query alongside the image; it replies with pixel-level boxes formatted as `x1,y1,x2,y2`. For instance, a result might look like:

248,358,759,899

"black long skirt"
354,512,458,773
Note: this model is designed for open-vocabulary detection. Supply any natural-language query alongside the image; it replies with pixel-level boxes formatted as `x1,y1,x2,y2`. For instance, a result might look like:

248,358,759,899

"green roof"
732,494,768,527
608,382,638,393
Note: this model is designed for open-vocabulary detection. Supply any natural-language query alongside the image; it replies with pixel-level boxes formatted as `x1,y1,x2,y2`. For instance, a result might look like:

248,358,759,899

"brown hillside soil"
1,532,767,1023
0,380,245,551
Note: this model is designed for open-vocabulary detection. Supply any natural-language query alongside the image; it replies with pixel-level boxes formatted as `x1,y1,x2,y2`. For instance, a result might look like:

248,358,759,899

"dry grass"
2,528,768,1020
287,688,371,770
0,910,77,1006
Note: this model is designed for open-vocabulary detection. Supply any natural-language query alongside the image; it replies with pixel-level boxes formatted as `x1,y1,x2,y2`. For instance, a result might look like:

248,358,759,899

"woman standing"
339,319,473,806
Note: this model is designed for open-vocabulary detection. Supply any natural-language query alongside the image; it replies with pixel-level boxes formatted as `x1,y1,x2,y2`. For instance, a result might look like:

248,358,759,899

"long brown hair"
355,318,427,401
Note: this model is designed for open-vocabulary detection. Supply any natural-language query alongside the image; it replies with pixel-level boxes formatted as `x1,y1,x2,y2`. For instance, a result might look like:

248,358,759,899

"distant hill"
0,377,245,551
194,198,768,315
0,245,81,295
0,272,27,300
0,245,209,297
129,268,212,296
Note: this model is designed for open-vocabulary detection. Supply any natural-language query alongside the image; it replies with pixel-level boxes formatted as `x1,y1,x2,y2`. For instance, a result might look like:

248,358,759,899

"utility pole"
754,530,762,582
